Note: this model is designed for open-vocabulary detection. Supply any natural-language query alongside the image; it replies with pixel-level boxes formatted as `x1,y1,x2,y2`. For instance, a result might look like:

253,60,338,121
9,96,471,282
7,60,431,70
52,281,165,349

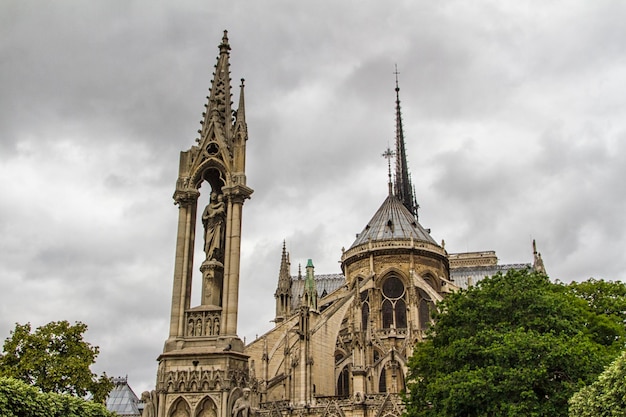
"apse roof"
349,195,438,249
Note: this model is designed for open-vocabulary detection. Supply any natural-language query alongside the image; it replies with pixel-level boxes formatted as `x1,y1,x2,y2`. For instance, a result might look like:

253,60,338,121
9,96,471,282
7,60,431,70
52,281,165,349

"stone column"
167,191,199,344
221,184,252,337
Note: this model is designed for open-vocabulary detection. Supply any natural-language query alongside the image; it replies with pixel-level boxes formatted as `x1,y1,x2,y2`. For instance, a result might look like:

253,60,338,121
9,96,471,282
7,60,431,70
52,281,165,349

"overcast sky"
2,0,625,395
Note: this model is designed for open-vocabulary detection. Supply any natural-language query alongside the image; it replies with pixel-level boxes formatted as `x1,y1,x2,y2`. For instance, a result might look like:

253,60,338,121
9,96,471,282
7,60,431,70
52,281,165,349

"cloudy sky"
2,0,625,395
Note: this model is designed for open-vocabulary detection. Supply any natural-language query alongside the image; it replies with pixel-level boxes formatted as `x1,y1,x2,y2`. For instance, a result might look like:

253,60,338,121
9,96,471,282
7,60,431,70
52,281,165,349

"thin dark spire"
393,66,419,219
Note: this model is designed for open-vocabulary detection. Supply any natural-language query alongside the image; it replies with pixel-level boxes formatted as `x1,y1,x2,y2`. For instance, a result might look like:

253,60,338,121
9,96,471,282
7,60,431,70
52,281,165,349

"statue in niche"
202,192,226,261
232,388,251,417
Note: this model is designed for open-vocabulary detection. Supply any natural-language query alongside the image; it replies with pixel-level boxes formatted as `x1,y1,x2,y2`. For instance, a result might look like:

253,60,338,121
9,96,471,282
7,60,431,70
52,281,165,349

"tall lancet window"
361,290,369,331
381,275,407,329
418,288,434,330
337,366,350,398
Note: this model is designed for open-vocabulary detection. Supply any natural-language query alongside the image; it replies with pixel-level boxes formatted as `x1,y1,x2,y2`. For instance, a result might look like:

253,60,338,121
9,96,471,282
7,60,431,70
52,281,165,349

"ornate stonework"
150,31,253,417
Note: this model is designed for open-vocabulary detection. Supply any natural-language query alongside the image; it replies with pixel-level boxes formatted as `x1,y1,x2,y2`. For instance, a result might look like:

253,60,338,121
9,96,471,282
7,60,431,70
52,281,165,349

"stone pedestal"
201,259,224,308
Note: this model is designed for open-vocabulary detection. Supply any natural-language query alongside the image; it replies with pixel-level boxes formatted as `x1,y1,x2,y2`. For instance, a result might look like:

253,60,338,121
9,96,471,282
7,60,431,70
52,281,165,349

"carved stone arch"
377,355,406,394
334,347,348,365
350,273,369,291
169,396,191,417
375,267,409,287
421,271,440,292
192,159,228,193
195,396,218,417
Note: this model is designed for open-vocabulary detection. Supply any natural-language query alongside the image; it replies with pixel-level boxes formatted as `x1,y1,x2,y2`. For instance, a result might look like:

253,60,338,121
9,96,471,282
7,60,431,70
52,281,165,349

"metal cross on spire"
382,147,395,196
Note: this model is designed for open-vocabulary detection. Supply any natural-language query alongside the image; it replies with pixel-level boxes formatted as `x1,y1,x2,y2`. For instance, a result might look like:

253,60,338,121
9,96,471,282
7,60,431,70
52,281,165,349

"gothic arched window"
361,302,369,332
361,289,369,331
337,366,350,398
418,288,435,330
381,275,407,329
379,368,387,393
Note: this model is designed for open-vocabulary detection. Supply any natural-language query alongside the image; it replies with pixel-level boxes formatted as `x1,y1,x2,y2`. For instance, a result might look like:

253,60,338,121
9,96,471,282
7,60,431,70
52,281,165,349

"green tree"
0,376,115,417
0,321,114,403
405,269,620,417
569,350,626,417
567,278,626,347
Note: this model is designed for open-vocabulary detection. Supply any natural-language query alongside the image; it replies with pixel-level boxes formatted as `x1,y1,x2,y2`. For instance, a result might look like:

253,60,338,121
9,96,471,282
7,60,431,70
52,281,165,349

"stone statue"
232,388,251,417
202,192,226,261
141,390,157,417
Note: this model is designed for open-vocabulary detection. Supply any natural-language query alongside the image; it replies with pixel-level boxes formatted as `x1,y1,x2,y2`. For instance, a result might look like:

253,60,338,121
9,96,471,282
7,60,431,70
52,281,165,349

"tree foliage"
569,350,626,417
0,376,115,417
406,269,623,417
0,321,113,403
567,278,626,346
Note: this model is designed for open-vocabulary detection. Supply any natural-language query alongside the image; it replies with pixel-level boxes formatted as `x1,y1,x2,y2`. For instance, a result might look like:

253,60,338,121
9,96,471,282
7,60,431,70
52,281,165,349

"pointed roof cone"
349,194,436,249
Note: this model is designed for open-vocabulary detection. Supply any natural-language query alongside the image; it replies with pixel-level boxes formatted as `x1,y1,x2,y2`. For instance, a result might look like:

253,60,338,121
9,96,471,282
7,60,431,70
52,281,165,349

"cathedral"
142,32,545,417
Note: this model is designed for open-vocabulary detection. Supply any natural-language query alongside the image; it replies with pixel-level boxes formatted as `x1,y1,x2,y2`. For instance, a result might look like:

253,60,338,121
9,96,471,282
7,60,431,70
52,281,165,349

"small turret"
274,241,292,324
302,259,318,311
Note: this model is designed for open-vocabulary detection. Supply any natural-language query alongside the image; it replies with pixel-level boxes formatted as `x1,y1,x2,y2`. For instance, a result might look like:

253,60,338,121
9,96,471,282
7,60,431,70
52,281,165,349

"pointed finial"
235,78,246,127
218,30,231,56
394,64,400,92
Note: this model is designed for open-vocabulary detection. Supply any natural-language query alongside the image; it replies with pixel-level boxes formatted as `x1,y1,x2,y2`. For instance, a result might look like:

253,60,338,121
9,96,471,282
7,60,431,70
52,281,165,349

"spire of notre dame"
393,66,419,220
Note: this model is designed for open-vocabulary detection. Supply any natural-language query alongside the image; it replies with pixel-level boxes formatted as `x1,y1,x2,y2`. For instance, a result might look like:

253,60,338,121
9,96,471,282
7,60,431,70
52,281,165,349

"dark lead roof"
350,195,437,249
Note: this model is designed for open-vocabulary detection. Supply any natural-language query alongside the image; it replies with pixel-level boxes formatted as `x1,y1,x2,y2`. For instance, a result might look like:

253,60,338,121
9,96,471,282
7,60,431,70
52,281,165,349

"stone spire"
199,30,233,143
533,239,547,275
302,259,318,310
275,241,292,323
393,67,419,220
